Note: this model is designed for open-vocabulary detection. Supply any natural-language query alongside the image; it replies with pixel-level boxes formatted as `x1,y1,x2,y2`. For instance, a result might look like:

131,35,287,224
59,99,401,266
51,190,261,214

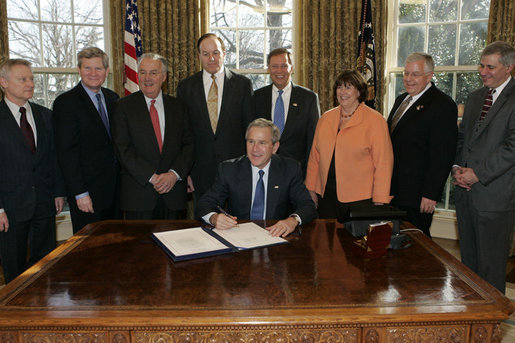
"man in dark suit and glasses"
254,48,320,176
0,59,65,283
53,47,120,233
196,118,316,237
177,33,254,200
387,52,458,237
113,53,194,220
453,41,515,293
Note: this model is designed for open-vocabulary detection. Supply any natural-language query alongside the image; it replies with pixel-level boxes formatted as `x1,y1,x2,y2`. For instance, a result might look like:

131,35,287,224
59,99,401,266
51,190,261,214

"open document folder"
152,222,288,262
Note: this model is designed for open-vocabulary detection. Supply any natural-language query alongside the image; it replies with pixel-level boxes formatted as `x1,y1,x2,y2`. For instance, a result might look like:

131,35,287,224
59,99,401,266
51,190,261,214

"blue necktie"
96,93,110,136
274,90,285,133
250,170,265,220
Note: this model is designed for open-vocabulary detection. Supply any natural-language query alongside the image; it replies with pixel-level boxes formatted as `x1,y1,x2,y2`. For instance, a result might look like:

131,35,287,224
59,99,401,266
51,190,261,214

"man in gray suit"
0,59,65,283
453,41,515,293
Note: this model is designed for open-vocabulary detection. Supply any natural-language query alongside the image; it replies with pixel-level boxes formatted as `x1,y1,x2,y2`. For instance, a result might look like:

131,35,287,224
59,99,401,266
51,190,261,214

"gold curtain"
110,0,201,96
294,0,387,114
488,0,515,46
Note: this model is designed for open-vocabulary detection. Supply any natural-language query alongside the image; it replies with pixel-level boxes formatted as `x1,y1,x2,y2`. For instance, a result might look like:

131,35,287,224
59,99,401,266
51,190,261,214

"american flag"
124,0,142,95
356,0,377,109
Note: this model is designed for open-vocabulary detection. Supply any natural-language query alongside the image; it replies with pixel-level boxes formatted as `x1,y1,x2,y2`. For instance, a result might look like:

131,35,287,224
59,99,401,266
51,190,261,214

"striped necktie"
479,88,495,122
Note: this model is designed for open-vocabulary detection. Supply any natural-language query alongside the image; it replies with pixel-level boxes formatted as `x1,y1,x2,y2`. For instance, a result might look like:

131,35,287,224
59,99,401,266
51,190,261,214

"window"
386,0,490,211
208,0,293,89
6,0,109,108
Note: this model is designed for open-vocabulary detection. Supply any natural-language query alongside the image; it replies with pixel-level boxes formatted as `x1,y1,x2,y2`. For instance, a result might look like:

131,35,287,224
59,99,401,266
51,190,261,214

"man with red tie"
0,59,65,283
112,53,194,219
453,41,515,293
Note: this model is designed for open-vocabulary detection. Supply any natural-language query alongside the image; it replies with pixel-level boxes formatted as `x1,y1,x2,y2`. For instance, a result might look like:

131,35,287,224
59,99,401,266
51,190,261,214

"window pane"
40,0,72,23
8,21,41,66
6,0,38,20
267,1,292,27
397,26,425,66
239,0,264,27
461,0,490,20
210,0,237,27
32,74,47,107
429,0,457,22
459,22,488,65
433,72,454,96
393,73,404,98
42,24,73,68
245,74,269,90
75,26,105,53
47,73,79,104
239,30,265,69
268,28,292,53
74,0,103,24
456,72,482,107
214,29,237,69
428,24,456,66
399,0,426,23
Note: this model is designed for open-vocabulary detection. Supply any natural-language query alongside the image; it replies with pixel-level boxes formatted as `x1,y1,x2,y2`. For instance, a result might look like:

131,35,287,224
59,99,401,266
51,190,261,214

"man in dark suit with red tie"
112,53,194,219
0,59,65,283
388,52,457,237
453,41,515,293
53,47,120,233
253,48,320,175
177,33,254,200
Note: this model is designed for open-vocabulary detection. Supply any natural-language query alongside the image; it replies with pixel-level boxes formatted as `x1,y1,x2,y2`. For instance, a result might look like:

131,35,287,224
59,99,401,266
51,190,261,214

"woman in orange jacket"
305,70,393,218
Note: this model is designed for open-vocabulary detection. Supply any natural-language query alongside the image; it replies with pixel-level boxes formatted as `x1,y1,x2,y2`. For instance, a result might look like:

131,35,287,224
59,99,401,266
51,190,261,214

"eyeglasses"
402,72,428,78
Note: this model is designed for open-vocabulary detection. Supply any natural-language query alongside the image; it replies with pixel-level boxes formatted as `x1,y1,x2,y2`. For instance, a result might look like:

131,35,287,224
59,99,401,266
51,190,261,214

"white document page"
154,227,229,257
213,222,286,249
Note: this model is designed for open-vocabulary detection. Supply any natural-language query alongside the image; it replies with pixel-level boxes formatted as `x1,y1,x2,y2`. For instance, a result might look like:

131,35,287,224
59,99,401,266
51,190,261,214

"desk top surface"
0,219,512,326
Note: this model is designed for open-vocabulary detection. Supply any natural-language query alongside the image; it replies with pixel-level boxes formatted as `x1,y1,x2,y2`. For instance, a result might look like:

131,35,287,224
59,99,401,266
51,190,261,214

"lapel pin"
274,185,279,189
416,105,424,111
292,103,298,107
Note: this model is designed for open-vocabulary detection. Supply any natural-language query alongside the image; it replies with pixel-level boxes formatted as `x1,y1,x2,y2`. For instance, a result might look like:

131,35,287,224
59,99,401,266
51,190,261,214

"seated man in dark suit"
196,119,316,237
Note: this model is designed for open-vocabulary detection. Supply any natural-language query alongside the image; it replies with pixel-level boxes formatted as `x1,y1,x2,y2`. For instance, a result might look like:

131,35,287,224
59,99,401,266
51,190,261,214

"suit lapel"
217,69,235,136
392,84,435,134
29,102,45,161
237,157,253,216
0,101,30,151
282,84,299,139
472,79,515,140
134,91,162,155
266,155,281,219
161,95,176,155
261,85,273,120
77,84,112,139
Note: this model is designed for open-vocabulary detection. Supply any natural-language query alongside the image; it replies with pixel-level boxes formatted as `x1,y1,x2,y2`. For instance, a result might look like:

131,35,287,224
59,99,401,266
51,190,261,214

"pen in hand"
216,205,239,228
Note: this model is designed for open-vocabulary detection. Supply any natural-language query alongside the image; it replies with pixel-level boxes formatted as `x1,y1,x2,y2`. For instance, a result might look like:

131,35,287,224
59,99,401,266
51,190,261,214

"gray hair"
0,59,32,80
138,52,168,73
405,52,435,73
245,118,281,144
78,47,109,68
481,41,515,67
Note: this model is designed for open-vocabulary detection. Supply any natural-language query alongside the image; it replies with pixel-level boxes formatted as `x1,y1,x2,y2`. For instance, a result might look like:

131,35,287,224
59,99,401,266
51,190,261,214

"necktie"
389,95,412,134
479,88,495,122
250,170,265,220
95,93,110,136
19,107,36,154
149,99,163,152
274,89,285,133
207,74,218,133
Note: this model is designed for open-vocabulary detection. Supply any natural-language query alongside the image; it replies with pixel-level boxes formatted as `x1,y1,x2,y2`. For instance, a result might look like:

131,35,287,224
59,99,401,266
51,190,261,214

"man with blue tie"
254,48,320,175
53,47,120,233
195,119,316,237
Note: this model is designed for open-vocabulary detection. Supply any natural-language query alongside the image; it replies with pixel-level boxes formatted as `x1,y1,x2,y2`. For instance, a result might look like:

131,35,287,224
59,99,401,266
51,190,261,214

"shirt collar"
272,81,292,94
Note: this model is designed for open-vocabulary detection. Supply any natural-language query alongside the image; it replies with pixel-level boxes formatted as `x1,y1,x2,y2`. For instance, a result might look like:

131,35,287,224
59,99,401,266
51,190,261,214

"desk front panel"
0,220,511,343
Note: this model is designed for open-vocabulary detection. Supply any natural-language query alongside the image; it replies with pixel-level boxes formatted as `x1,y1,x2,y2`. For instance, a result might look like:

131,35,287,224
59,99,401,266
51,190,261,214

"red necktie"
149,100,163,152
479,88,495,122
19,107,36,154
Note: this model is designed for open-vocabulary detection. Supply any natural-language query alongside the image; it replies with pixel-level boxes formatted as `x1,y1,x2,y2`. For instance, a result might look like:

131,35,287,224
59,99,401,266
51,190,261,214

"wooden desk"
0,220,512,343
